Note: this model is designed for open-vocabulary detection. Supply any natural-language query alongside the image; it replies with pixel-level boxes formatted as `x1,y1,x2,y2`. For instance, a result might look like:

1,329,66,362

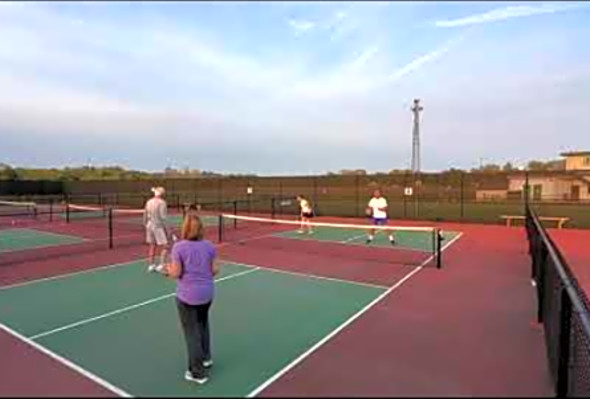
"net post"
49,199,53,222
271,198,276,219
557,290,572,396
218,214,223,243
233,201,238,229
66,203,70,223
108,207,113,249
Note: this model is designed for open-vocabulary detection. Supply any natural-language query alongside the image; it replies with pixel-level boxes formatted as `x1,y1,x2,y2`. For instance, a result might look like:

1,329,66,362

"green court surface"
275,226,460,252
0,228,84,253
0,260,384,397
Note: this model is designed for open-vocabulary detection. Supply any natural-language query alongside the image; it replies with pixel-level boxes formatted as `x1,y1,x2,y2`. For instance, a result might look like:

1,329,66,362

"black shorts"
302,212,314,218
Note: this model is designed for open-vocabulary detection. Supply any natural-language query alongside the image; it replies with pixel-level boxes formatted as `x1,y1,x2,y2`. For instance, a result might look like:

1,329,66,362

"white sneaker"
185,371,208,384
155,264,166,273
147,264,157,272
203,359,213,368
297,230,304,234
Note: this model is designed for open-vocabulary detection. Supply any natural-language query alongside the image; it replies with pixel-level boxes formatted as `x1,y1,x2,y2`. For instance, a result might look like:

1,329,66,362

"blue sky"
0,1,589,174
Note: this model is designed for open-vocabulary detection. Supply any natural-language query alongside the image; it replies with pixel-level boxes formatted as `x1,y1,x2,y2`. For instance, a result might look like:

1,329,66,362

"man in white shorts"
366,189,395,245
144,186,169,272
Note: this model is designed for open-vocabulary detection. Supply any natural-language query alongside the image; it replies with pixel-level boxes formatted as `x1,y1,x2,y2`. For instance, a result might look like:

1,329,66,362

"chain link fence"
2,171,589,227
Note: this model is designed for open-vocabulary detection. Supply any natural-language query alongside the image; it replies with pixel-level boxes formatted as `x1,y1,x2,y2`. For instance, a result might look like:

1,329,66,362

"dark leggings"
176,298,211,378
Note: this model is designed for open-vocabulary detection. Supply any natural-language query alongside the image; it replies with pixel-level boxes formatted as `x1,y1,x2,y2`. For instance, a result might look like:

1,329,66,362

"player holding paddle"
296,195,314,234
144,186,170,272
366,189,395,245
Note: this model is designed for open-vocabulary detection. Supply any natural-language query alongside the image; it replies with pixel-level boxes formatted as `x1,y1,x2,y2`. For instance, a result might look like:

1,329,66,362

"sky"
0,1,589,175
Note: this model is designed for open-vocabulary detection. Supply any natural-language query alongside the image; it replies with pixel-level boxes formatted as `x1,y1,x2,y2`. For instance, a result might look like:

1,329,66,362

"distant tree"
502,162,514,172
0,163,18,180
388,169,412,175
339,169,367,175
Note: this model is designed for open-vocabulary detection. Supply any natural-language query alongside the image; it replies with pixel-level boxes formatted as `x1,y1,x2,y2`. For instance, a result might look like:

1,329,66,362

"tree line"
0,158,566,181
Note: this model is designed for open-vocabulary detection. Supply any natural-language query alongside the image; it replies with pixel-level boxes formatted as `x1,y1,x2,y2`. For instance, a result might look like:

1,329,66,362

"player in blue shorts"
366,189,395,245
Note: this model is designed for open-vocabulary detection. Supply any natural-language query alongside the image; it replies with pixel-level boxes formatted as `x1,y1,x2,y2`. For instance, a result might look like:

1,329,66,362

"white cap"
151,186,165,197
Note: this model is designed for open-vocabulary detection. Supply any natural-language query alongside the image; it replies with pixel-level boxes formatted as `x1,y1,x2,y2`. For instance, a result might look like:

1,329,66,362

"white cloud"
434,3,587,28
348,46,380,71
288,18,315,34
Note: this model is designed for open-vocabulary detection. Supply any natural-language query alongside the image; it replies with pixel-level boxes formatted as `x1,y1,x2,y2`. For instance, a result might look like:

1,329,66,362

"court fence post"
313,177,318,217
65,203,70,223
271,197,276,219
49,199,53,222
524,170,530,213
108,207,113,249
355,175,360,217
218,214,224,243
557,290,572,396
460,172,465,220
436,228,442,269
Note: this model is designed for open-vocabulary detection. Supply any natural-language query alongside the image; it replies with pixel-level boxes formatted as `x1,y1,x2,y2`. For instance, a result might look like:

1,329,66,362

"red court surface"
547,228,590,298
0,217,554,396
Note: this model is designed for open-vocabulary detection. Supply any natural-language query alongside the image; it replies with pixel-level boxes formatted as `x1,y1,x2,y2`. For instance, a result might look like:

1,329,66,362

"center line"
29,267,260,341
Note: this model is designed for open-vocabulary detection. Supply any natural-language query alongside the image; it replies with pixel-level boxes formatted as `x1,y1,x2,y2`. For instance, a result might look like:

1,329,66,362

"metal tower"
411,98,423,173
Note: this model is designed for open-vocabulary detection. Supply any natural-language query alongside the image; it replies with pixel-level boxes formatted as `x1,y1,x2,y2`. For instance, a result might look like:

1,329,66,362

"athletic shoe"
297,230,304,234
389,237,396,245
147,264,157,272
185,371,208,385
155,264,166,273
203,359,213,368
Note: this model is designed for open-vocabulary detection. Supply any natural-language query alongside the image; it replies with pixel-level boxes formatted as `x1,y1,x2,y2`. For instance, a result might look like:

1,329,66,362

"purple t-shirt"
171,239,217,305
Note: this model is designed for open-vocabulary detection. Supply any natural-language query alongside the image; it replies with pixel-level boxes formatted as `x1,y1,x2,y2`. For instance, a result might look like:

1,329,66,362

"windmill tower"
411,98,423,173
410,99,423,218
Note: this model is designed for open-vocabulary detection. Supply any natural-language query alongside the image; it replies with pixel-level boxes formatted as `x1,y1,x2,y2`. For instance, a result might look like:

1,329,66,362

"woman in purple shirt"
164,205,219,385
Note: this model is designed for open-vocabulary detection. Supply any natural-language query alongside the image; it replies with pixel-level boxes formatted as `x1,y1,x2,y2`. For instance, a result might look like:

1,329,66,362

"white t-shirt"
368,197,388,219
300,199,312,214
144,197,167,229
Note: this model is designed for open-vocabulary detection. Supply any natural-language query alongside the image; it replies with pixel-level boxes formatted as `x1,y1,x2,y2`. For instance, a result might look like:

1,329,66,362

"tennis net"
0,200,38,218
218,214,445,268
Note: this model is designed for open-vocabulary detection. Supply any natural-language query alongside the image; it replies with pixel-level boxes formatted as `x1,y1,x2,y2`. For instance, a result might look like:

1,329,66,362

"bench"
500,215,570,229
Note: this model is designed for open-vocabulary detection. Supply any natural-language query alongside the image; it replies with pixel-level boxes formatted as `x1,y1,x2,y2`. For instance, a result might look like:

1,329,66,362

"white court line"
222,260,389,290
0,322,132,397
246,231,464,398
341,232,368,244
0,228,82,241
0,258,148,292
28,267,260,341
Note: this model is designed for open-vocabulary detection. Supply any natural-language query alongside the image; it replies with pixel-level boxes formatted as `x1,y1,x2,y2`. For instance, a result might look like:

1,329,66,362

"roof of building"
560,151,590,157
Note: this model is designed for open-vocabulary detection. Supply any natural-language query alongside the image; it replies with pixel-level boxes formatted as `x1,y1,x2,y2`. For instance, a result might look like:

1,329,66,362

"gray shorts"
146,226,168,246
